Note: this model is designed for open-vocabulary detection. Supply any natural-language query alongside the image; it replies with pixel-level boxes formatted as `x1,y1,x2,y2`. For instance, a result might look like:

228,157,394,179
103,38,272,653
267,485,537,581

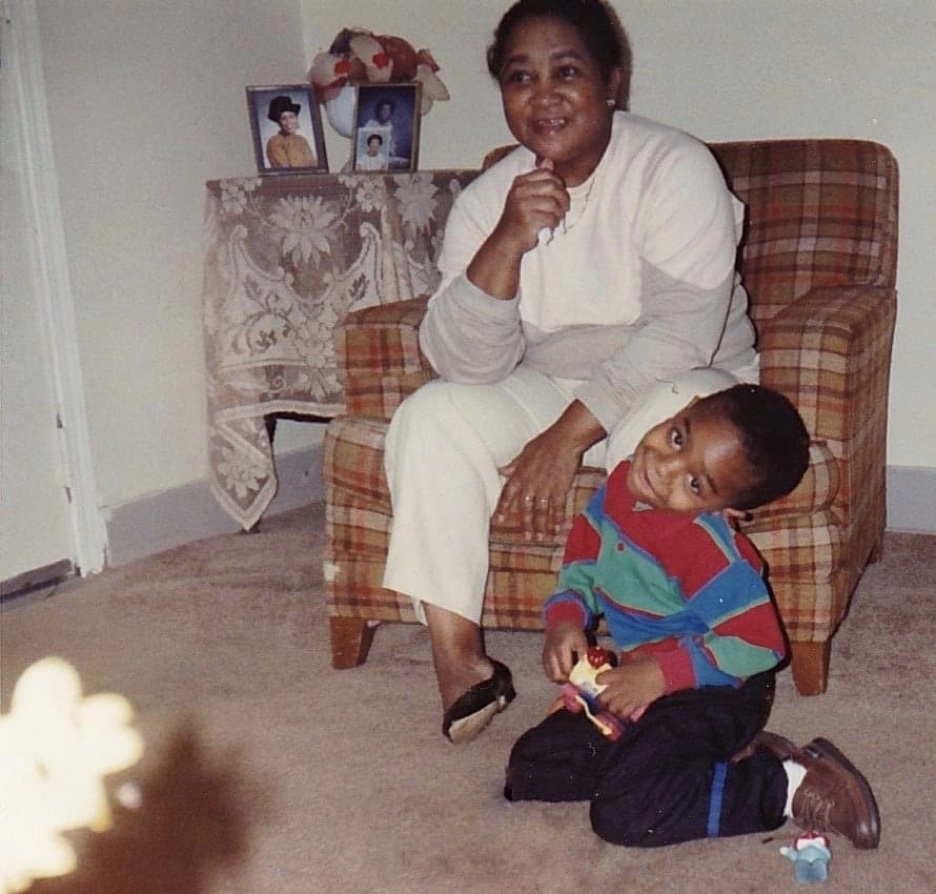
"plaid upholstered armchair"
323,139,898,696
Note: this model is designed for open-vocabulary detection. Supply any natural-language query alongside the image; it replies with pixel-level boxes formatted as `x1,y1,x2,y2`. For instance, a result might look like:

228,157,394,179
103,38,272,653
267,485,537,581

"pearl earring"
606,98,616,108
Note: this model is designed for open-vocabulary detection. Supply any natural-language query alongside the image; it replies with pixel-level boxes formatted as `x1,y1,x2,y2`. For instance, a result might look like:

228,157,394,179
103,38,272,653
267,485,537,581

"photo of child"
354,127,391,172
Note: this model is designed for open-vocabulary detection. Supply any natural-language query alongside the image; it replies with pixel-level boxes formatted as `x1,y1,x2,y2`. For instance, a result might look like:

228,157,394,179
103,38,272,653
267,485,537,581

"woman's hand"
495,400,606,541
496,158,570,254
497,427,582,540
543,622,589,683
466,159,570,299
596,656,666,720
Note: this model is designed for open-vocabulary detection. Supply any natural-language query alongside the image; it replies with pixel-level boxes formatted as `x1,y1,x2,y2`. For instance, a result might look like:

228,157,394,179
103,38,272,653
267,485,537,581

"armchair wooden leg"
789,640,830,696
329,616,377,669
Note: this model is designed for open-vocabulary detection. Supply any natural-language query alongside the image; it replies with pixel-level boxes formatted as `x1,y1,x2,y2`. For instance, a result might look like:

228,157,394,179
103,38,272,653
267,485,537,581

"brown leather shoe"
731,730,796,763
790,737,881,849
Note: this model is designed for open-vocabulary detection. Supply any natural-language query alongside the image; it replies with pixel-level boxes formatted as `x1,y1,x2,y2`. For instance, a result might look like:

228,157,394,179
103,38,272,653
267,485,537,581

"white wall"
35,0,313,515
20,0,933,566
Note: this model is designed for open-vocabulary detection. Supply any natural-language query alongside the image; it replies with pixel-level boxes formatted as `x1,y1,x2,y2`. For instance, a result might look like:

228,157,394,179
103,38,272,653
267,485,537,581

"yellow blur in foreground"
0,657,144,894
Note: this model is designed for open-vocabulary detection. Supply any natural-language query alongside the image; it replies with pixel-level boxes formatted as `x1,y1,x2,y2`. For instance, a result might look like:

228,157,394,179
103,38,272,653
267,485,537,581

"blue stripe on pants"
707,761,728,837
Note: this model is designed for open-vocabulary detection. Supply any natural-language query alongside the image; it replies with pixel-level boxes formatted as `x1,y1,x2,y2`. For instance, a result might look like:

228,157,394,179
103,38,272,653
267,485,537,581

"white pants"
382,365,754,625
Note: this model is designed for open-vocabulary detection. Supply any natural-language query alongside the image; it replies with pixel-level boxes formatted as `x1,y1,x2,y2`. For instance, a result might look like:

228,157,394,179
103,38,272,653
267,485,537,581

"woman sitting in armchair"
382,0,759,743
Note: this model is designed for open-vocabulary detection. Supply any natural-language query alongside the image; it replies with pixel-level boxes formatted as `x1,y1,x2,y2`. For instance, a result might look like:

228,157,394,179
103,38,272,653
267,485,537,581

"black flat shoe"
442,659,516,744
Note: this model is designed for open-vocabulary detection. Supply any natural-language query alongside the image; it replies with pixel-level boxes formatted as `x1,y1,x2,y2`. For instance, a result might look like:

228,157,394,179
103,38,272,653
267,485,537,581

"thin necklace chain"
543,171,598,245
559,174,597,236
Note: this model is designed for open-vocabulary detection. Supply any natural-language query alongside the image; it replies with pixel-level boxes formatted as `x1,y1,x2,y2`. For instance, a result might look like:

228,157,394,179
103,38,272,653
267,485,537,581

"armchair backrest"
708,140,899,330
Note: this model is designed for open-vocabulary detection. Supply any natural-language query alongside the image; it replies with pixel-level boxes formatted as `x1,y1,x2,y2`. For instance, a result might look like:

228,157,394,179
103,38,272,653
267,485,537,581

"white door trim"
3,0,106,573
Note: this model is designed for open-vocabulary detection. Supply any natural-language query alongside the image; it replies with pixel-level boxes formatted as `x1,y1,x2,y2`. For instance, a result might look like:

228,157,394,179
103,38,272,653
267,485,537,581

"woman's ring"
538,497,550,505
523,494,534,503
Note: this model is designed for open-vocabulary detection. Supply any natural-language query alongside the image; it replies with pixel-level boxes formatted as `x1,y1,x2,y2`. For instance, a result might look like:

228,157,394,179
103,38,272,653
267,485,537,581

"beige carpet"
3,503,935,894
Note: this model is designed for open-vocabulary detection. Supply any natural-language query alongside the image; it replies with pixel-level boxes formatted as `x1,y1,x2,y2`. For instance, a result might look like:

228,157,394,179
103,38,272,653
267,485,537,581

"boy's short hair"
695,384,810,511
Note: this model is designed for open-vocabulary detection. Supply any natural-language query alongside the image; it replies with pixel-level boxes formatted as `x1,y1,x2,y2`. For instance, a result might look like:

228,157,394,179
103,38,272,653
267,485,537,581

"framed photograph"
246,84,328,175
352,83,421,173
354,126,392,172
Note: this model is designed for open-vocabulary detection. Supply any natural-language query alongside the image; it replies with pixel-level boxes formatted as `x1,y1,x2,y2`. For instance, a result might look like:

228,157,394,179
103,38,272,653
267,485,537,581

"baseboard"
100,454,934,569
1,558,75,603
103,445,324,568
887,466,936,534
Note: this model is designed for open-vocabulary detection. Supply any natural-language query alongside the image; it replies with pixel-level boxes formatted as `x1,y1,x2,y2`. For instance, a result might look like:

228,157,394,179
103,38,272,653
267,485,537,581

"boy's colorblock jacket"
544,461,787,692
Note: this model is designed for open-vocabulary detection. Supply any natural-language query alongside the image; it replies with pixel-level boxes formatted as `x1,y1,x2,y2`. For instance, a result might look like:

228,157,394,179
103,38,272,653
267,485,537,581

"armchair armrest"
335,296,436,420
757,284,897,518
744,440,838,528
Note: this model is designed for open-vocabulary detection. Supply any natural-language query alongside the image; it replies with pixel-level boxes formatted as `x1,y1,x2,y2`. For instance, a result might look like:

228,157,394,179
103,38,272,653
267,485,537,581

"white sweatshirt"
419,112,757,433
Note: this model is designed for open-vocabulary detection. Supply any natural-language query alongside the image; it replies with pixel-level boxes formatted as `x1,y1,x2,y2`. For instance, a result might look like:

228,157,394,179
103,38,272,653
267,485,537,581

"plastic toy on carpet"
779,830,832,884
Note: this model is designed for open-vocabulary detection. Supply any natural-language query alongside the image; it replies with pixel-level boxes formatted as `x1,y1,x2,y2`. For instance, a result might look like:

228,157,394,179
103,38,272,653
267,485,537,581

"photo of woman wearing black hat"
246,85,328,174
265,95,315,168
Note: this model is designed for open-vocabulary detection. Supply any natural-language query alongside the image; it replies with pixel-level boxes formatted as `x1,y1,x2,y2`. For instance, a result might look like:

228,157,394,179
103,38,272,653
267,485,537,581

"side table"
202,169,478,529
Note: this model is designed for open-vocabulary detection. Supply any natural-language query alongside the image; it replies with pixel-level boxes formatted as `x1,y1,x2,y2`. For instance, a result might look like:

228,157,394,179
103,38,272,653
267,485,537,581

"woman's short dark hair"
696,384,811,511
486,0,632,108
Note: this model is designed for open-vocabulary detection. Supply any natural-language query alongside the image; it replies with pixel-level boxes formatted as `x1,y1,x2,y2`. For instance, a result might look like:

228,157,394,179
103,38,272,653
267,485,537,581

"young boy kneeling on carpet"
504,384,881,850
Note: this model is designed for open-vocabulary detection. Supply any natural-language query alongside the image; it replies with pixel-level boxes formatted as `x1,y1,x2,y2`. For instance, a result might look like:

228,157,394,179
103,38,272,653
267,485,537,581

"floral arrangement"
307,28,450,115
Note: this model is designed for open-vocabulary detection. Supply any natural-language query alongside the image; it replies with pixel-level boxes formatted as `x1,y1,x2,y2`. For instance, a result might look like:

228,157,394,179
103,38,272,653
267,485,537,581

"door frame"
4,0,106,574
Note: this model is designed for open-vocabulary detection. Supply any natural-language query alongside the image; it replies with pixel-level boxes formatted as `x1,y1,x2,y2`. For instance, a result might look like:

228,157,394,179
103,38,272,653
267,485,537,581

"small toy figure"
779,830,832,884
557,646,644,741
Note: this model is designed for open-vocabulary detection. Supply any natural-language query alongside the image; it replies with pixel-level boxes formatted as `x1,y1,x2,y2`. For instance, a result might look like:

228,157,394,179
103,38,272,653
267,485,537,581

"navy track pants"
505,672,789,847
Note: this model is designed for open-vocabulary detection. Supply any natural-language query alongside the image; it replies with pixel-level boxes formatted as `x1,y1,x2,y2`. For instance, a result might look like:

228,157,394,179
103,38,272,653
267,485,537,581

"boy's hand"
542,622,589,683
596,656,666,720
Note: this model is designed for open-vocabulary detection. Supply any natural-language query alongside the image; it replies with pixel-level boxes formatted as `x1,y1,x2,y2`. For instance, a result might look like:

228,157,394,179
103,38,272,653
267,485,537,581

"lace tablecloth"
203,170,478,529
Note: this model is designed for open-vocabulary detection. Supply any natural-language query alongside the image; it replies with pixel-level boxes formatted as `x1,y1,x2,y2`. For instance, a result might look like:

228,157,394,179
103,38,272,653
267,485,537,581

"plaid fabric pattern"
324,140,899,694
336,296,435,421
709,140,898,328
